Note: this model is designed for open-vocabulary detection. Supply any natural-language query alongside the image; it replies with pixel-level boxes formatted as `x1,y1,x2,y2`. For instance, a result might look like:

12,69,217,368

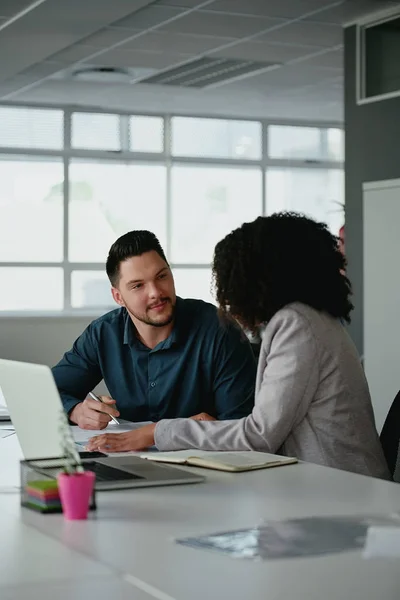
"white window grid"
0,103,344,316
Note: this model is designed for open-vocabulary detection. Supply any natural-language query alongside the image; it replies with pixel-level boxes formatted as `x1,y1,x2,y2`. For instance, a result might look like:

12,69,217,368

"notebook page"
141,450,296,467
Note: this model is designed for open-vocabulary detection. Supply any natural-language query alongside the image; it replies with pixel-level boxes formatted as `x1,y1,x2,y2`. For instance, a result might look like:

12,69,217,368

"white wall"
0,315,109,395
363,179,400,431
0,316,92,367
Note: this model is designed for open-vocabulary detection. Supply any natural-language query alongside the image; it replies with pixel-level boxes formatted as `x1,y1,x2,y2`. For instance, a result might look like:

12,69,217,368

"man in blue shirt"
53,230,256,430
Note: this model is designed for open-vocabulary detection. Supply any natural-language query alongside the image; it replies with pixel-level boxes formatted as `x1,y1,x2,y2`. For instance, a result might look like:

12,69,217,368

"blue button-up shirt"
52,298,256,422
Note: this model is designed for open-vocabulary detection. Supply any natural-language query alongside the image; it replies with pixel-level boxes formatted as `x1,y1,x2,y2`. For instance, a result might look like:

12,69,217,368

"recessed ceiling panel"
207,0,337,19
159,11,287,37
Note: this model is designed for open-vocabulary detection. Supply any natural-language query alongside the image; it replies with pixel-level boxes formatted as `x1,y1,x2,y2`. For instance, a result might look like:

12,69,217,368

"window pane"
69,162,167,262
129,116,164,152
171,166,262,263
0,156,63,262
268,126,323,160
71,271,113,309
173,268,214,305
71,112,121,150
172,117,262,159
0,107,63,150
0,268,63,311
266,168,344,236
327,128,344,161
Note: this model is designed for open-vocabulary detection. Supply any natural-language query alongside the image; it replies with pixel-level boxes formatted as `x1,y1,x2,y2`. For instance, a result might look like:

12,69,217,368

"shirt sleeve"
154,309,319,452
52,324,102,415
211,319,257,419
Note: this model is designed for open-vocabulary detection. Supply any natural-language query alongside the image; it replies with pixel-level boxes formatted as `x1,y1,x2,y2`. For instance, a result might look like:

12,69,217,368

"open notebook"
139,450,298,473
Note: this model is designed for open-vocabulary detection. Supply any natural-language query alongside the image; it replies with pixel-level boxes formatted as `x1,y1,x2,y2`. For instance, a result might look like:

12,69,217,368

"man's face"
111,251,176,327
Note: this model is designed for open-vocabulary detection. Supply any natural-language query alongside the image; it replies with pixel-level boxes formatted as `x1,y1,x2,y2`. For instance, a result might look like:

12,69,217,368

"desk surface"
1,432,400,600
1,579,155,600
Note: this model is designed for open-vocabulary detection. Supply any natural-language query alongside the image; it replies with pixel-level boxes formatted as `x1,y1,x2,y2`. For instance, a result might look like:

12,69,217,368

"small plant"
58,410,84,475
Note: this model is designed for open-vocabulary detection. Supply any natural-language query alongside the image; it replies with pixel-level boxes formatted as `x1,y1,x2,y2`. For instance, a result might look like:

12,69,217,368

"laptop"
0,406,10,421
0,386,10,421
0,359,205,491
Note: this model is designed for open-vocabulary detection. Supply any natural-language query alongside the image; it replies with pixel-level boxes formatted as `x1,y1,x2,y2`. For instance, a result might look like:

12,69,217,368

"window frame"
0,102,343,317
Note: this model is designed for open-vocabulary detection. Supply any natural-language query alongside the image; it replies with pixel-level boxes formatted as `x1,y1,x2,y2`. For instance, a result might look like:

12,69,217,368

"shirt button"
150,382,156,388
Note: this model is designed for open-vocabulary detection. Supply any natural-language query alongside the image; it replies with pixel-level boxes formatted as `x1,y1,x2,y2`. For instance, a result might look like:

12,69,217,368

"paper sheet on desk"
73,421,151,447
363,525,400,559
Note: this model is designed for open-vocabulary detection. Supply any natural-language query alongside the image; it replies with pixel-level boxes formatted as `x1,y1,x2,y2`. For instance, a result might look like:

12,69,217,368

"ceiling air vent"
139,57,279,88
54,65,157,83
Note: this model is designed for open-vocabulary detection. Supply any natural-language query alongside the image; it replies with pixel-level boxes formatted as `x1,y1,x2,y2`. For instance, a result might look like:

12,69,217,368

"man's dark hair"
212,212,353,332
106,230,168,287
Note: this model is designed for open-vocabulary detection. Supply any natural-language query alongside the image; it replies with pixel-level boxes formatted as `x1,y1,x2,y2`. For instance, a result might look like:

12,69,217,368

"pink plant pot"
57,471,95,520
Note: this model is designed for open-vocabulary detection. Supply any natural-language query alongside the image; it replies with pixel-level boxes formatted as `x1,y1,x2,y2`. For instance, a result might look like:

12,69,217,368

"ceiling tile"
305,0,399,24
18,61,65,79
240,64,342,89
122,31,234,54
207,0,337,19
1,0,156,35
0,0,157,83
213,41,326,63
259,21,343,47
81,27,140,48
299,48,343,69
159,11,286,37
112,5,186,29
0,61,65,96
0,0,35,17
89,49,190,69
49,44,98,64
156,0,204,6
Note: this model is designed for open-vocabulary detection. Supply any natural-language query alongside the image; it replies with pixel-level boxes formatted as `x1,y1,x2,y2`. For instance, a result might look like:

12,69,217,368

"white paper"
72,421,150,446
363,526,400,559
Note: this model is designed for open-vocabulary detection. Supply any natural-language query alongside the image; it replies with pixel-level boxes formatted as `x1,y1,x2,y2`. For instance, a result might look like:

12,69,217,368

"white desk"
0,486,152,599
1,433,400,600
1,580,156,600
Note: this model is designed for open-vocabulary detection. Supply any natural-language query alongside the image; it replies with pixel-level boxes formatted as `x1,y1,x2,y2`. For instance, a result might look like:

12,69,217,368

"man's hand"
190,412,216,421
69,395,120,430
86,423,156,452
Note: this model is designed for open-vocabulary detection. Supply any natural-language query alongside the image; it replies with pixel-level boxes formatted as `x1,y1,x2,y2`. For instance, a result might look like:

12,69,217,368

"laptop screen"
0,360,65,459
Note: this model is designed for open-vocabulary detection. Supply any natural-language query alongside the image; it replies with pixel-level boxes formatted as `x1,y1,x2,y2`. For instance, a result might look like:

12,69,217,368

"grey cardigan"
155,303,390,479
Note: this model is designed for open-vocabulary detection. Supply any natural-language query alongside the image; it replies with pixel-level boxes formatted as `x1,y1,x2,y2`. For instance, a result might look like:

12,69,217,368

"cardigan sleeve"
154,308,319,452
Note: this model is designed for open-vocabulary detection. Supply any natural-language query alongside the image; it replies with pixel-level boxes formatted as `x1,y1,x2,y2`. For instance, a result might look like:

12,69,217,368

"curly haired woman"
89,213,390,479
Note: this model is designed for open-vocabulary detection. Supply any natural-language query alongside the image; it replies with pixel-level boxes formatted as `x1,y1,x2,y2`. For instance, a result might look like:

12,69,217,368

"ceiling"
0,0,399,122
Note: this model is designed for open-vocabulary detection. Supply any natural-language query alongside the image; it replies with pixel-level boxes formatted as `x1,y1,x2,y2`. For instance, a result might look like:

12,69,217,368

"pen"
88,391,120,425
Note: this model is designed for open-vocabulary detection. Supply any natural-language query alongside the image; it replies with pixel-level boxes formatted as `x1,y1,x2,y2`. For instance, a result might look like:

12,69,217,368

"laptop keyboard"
83,461,144,481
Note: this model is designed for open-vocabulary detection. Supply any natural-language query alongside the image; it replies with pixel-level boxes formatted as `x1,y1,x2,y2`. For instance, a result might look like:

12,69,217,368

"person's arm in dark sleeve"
52,324,102,415
212,319,256,419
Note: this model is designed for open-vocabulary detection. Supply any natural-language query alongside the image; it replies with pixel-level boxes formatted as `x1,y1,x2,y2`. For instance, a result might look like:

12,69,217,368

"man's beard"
130,297,175,328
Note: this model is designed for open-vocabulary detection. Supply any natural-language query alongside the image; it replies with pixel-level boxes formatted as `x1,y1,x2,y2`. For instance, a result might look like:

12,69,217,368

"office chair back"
380,390,400,482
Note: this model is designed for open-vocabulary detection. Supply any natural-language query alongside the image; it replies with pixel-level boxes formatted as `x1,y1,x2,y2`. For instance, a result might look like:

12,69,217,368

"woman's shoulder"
262,302,347,354
269,302,340,331
267,302,322,330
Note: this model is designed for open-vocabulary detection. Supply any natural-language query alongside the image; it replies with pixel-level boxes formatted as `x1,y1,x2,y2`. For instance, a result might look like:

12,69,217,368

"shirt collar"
123,310,136,346
122,298,184,349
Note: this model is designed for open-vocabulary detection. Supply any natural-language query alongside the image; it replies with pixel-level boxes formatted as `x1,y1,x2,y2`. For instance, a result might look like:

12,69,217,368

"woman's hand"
86,423,156,452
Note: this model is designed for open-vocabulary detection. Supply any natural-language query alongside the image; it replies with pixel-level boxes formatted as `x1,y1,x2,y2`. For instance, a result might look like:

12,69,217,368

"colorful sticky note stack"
24,480,62,513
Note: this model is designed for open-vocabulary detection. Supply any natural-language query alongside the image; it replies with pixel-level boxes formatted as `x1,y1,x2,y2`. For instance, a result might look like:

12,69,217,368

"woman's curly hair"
212,212,353,331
